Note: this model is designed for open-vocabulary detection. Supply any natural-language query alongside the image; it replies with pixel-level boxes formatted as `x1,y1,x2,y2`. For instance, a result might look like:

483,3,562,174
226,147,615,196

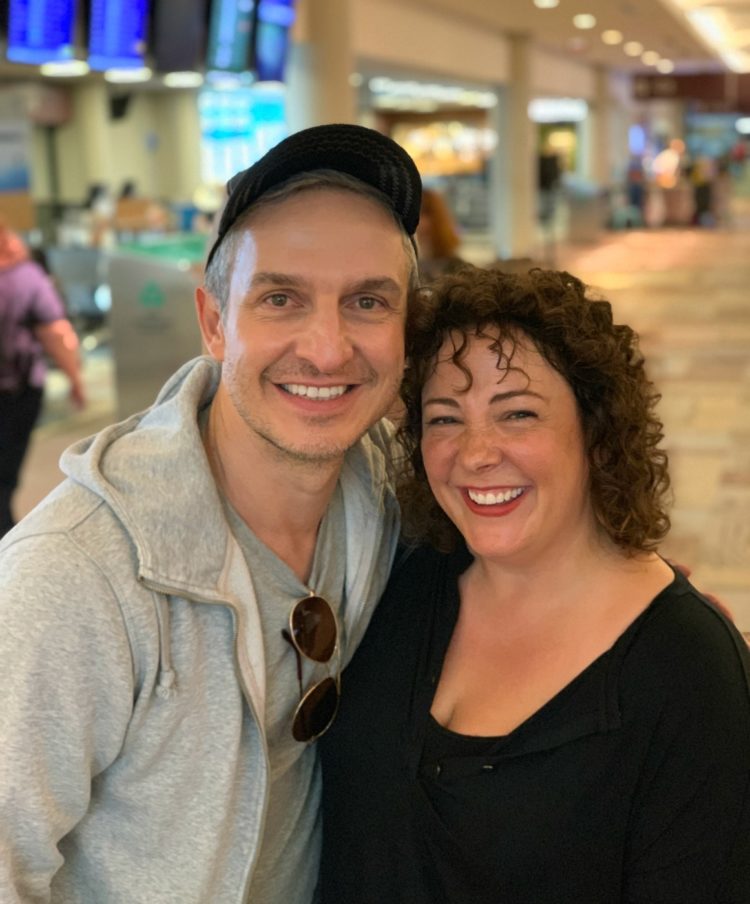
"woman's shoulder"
616,569,750,712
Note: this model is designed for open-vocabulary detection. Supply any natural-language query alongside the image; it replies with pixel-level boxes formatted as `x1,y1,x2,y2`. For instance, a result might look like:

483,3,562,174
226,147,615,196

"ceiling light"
723,50,750,73
641,50,660,65
623,41,644,56
534,0,559,8
601,30,623,45
104,67,152,84
656,59,675,73
529,97,588,123
573,14,596,29
163,71,204,88
40,60,90,77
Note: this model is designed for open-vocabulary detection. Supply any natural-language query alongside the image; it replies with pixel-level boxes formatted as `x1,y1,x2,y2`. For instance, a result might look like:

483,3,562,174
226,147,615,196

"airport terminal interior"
2,0,750,623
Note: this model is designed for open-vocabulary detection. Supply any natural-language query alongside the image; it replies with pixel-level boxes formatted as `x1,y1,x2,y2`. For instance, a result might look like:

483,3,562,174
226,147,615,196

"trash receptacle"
107,234,207,419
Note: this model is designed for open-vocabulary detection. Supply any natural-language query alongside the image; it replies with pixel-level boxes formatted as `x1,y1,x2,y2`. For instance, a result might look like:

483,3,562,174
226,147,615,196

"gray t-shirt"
224,487,347,904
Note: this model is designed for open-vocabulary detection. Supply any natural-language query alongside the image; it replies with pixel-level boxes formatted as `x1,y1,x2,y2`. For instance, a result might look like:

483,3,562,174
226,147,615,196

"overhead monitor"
152,0,208,73
6,0,77,64
88,0,150,71
205,0,256,74
255,0,295,83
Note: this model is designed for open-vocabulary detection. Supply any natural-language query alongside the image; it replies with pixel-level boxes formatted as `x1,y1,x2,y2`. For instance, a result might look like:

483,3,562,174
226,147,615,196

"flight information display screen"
6,0,77,64
88,0,150,70
152,0,208,72
205,0,255,73
255,0,295,82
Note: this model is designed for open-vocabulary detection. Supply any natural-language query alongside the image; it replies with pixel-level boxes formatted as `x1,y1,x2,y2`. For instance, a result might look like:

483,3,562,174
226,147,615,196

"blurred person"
0,124,420,903
537,145,562,226
416,187,466,282
0,225,85,537
320,266,750,903
624,158,646,227
691,156,716,227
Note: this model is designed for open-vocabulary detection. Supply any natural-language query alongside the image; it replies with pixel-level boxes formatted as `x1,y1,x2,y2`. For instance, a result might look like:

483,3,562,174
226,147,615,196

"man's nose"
295,305,354,372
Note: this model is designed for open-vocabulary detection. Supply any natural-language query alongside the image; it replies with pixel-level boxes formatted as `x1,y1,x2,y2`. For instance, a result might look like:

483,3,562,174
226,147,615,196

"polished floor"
14,194,750,627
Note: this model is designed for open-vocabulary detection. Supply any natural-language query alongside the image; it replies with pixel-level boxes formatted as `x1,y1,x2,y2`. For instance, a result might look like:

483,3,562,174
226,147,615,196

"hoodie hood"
60,356,230,596
59,355,399,656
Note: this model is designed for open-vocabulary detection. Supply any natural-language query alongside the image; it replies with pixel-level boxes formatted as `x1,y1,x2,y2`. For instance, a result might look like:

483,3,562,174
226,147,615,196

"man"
0,224,86,536
0,124,421,903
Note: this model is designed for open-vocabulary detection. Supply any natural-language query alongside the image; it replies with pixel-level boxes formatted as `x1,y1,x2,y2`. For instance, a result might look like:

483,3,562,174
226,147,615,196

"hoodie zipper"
140,577,271,901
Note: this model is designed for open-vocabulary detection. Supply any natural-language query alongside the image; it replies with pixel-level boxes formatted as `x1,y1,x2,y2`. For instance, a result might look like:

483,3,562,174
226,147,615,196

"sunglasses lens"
292,676,339,742
290,595,337,662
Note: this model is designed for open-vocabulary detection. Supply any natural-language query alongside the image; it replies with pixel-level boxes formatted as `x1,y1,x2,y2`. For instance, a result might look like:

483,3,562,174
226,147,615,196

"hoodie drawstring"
154,593,178,700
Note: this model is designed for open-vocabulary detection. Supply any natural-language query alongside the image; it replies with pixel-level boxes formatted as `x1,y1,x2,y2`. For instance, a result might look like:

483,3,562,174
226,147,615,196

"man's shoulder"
0,478,139,593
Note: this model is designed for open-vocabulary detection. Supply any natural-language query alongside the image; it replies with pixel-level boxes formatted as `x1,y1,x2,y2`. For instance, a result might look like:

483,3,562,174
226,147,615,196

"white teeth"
467,487,524,505
282,384,348,400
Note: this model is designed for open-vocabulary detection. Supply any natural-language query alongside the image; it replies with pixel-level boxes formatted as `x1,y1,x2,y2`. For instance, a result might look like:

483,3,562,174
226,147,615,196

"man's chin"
262,431,360,465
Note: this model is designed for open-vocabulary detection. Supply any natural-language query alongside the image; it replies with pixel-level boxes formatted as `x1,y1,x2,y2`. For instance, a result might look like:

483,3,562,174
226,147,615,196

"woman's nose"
458,427,503,471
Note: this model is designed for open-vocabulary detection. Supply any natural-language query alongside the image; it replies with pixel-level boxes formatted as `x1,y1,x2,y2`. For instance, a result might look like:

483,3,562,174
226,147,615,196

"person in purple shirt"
0,223,85,536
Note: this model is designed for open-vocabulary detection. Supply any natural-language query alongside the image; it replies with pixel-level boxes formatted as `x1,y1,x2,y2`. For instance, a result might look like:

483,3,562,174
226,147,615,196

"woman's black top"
319,543,750,903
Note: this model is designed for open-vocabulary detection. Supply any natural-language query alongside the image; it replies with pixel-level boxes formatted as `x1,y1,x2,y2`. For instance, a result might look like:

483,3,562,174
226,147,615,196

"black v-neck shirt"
320,543,750,903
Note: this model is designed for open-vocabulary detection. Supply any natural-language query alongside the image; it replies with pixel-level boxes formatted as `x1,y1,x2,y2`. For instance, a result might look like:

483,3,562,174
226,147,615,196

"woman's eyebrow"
423,389,545,408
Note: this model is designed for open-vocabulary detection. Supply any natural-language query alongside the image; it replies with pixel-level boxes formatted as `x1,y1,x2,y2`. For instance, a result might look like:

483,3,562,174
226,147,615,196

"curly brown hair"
397,266,671,554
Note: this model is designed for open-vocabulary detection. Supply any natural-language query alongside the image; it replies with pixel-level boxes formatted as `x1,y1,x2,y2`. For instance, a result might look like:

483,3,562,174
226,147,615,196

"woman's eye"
505,410,536,421
426,415,458,426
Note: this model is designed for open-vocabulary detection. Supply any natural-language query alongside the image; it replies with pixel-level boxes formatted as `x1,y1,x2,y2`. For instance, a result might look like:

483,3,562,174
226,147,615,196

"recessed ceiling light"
641,50,660,66
573,14,597,29
601,29,623,45
105,67,152,84
623,41,644,56
163,71,204,88
656,59,675,73
40,60,90,77
534,0,560,8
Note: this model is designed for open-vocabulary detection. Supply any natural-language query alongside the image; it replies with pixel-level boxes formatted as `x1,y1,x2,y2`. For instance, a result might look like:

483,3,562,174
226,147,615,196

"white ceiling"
395,0,745,74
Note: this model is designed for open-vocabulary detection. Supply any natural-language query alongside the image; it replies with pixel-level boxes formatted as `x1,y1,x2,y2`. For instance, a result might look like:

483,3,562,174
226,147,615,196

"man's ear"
196,286,225,361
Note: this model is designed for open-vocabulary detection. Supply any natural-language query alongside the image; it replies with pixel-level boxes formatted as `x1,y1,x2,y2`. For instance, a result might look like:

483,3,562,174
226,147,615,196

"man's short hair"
204,170,420,315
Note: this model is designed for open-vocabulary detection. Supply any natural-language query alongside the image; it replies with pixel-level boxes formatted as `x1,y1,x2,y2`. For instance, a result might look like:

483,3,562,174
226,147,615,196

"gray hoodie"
0,357,400,903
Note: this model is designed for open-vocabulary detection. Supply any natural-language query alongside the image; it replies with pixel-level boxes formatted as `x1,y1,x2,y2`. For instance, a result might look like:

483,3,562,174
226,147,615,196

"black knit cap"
205,123,422,267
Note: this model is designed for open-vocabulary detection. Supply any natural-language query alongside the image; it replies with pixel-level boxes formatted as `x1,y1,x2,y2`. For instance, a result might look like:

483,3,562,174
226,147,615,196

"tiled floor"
15,195,750,626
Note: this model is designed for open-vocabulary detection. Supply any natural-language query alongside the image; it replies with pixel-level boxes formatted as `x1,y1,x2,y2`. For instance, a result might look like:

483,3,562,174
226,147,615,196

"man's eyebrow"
247,273,403,294
423,389,546,408
249,271,306,289
347,277,403,295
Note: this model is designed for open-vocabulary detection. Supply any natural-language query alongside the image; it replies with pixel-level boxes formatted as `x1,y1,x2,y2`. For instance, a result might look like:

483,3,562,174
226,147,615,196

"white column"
489,34,536,261
153,90,202,202
586,67,611,187
75,82,114,187
286,0,355,131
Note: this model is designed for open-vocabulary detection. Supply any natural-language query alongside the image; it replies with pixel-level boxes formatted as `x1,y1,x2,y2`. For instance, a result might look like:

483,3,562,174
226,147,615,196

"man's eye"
355,296,381,310
266,293,289,307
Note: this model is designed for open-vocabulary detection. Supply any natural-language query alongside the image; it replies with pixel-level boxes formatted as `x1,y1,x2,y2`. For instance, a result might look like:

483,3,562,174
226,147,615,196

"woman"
320,267,750,903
